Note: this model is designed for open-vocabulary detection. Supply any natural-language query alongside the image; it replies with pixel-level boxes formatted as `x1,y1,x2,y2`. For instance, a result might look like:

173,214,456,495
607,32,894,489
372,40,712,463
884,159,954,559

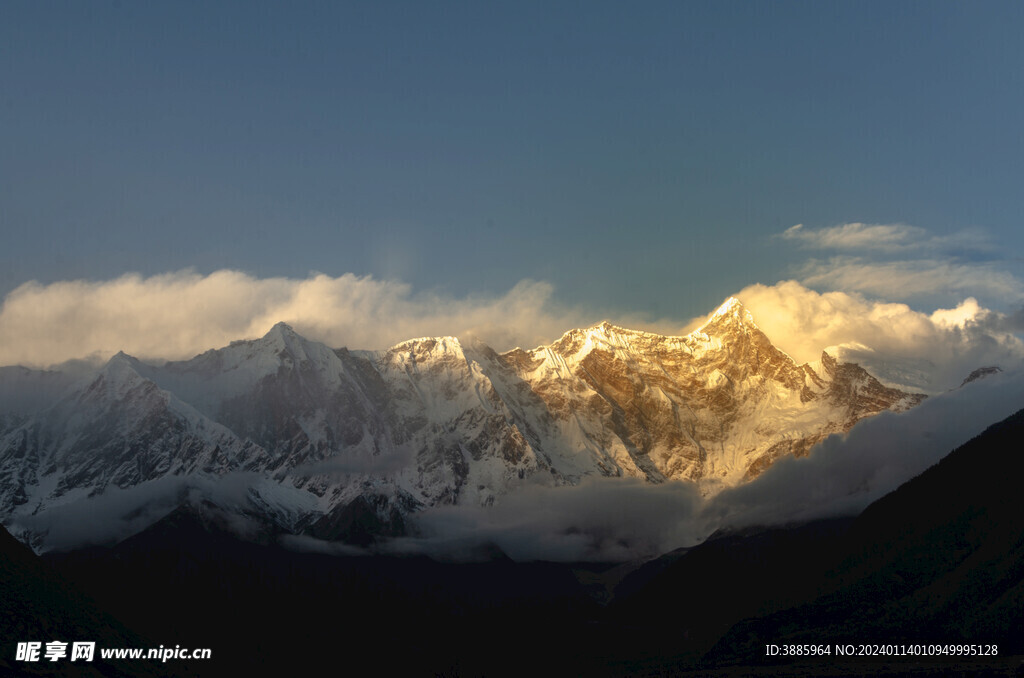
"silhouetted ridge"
707,406,1024,667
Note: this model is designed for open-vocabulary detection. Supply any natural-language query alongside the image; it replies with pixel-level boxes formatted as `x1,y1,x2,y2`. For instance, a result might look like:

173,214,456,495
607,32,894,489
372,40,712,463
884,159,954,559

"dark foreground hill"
0,523,189,678
597,406,1024,675
695,406,1024,675
44,505,607,677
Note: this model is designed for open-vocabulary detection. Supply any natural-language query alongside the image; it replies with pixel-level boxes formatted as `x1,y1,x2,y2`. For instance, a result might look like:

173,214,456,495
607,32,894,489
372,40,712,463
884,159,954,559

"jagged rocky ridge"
0,298,925,549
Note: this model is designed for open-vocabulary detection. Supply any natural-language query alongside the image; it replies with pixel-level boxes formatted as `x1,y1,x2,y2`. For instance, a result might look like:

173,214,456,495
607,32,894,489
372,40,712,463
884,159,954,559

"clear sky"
2,1,1024,364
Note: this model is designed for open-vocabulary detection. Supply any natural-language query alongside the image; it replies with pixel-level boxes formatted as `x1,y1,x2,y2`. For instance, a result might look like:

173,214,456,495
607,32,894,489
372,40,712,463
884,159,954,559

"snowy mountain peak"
583,321,627,341
74,350,160,405
100,351,142,380
586,320,655,339
697,296,758,335
577,321,678,354
251,321,332,365
382,336,475,379
712,296,752,321
267,320,296,334
388,335,465,355
261,321,301,346
714,296,744,314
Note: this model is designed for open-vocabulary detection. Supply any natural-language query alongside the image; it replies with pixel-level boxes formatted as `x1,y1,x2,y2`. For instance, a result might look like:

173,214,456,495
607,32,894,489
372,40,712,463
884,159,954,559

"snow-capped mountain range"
0,298,926,550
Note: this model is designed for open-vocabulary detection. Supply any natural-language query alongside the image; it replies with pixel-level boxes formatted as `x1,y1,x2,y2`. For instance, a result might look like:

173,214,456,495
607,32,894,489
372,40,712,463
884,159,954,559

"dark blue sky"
3,0,1023,322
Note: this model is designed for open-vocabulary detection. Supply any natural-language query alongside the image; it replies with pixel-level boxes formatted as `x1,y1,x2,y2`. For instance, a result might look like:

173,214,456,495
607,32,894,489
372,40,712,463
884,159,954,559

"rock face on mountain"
0,298,925,549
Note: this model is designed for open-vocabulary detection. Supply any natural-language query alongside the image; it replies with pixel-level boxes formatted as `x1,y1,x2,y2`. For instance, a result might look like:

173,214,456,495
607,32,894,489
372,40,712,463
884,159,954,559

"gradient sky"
3,1,1023,334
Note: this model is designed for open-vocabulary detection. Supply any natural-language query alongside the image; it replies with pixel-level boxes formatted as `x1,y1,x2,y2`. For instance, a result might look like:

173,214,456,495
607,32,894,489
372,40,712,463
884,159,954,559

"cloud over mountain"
1,269,1020,394
731,280,1024,391
0,270,594,367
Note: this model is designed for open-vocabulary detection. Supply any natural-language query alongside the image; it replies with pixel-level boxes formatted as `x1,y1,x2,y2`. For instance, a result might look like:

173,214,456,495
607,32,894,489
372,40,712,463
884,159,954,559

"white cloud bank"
0,270,598,367
764,223,1024,390
722,281,1024,392
2,271,1021,393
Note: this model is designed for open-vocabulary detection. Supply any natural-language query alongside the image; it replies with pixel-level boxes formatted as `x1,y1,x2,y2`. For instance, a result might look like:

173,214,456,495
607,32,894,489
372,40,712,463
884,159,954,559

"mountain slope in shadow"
702,406,1024,671
0,524,190,678
44,503,608,677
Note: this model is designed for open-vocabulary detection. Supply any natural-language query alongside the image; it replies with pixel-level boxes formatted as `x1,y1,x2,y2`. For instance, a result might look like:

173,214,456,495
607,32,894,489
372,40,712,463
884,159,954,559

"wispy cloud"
777,223,1019,308
781,223,927,253
780,222,993,255
797,257,1024,300
396,477,705,562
